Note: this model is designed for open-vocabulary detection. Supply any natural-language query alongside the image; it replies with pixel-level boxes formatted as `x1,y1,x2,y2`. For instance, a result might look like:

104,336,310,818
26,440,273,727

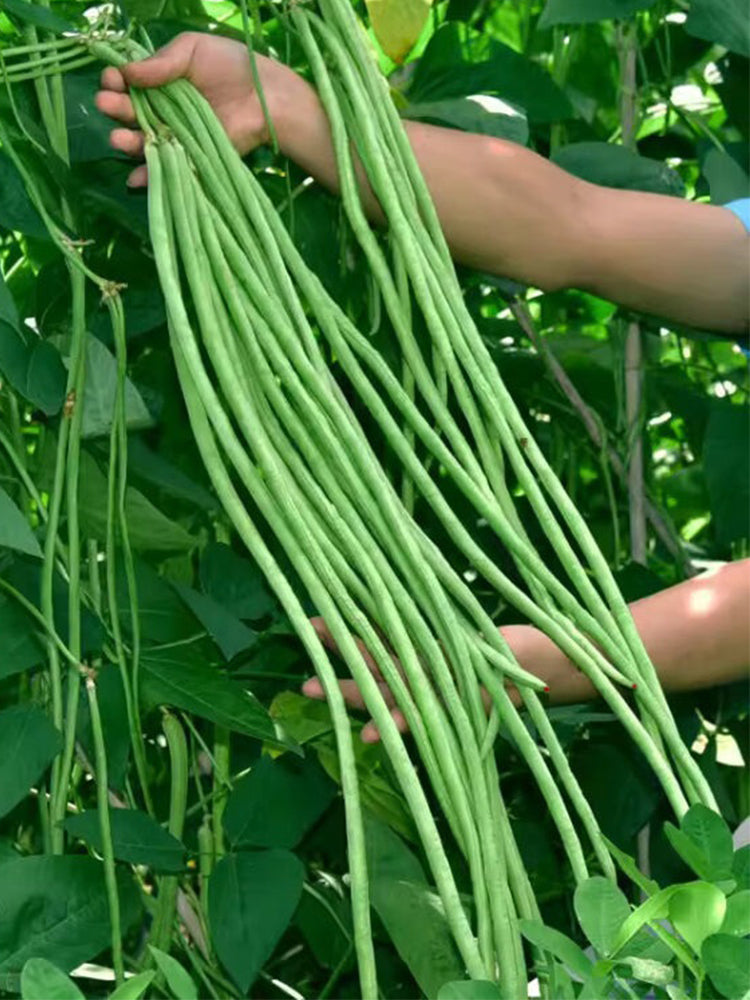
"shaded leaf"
703,148,749,205
20,959,83,1000
0,592,44,679
200,542,275,620
209,850,305,992
539,0,655,29
438,983,502,1000
141,647,285,746
65,809,186,873
0,0,73,32
0,486,42,558
552,142,684,195
147,947,197,1000
404,94,528,144
0,152,48,239
0,856,141,977
0,705,61,818
109,972,155,1000
223,753,336,849
172,583,258,661
365,816,463,997
703,401,750,546
686,0,749,58
518,920,594,980
702,934,750,999
72,336,153,439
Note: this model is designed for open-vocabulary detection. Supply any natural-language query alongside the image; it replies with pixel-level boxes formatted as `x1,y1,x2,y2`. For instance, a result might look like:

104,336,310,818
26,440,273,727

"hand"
302,619,596,743
95,32,316,187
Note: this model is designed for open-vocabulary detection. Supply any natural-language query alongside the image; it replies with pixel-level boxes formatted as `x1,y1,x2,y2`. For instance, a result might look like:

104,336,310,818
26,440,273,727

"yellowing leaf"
365,0,433,64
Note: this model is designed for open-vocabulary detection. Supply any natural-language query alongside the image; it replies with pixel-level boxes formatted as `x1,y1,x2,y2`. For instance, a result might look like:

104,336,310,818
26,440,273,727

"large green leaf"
0,0,73,32
223,753,336,849
126,437,214,511
0,592,44,679
108,972,155,1000
518,919,594,980
0,705,61,818
404,95,529,144
0,486,42,559
721,890,750,936
70,336,153,439
702,148,749,205
78,450,195,552
0,152,48,239
574,877,631,957
702,934,750,998
703,401,750,546
0,856,141,981
682,805,735,881
140,646,285,745
116,559,199,644
208,850,305,992
364,816,464,998
200,542,276,620
65,808,186,873
668,883,726,955
686,0,749,58
437,983,503,999
409,22,572,122
538,0,655,28
552,142,684,195
76,662,131,792
20,959,83,1000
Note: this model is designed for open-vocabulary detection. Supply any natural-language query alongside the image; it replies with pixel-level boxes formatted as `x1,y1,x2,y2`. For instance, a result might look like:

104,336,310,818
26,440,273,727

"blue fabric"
724,198,750,233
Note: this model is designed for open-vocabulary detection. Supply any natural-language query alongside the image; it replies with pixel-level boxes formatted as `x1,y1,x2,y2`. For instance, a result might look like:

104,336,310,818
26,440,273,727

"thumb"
122,34,197,89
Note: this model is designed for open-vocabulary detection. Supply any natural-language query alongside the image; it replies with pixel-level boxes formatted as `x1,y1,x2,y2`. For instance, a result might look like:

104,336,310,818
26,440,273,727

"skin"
96,34,750,736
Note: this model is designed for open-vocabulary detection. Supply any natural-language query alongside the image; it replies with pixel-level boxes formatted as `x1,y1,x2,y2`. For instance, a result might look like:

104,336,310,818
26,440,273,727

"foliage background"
0,0,747,996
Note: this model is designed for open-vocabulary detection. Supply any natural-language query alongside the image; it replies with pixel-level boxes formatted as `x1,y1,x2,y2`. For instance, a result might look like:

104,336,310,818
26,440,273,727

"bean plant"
0,0,746,999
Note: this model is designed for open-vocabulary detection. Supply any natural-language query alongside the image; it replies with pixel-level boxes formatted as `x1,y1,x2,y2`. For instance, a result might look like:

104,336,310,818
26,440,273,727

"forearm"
511,559,750,704
277,95,749,335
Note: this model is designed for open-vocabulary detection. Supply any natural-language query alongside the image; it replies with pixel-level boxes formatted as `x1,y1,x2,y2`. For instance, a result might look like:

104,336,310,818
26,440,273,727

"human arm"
96,32,749,335
303,559,750,742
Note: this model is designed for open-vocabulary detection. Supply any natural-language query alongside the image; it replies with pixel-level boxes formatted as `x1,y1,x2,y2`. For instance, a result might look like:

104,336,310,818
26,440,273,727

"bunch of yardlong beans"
85,5,716,995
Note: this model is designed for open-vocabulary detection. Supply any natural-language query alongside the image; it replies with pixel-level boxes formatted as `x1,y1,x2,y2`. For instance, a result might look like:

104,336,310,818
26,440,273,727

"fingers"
121,33,197,89
362,709,407,744
127,165,148,189
100,66,127,92
95,89,137,126
301,676,406,744
310,616,384,681
110,128,145,158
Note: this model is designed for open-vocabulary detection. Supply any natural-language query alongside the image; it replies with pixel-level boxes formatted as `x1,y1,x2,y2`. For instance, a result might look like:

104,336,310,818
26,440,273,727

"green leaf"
600,836,660,896
409,22,572,122
0,152,48,239
20,959,84,1000
172,583,258,661
682,805,735,881
403,95,529,144
0,486,42,558
116,559,199,645
552,142,684,195
126,438,214,511
686,0,749,58
140,647,285,746
0,592,43,679
518,920,594,980
703,400,750,546
65,809,186,873
108,971,156,1000
208,850,305,992
610,884,682,955
733,846,750,889
365,816,464,997
200,542,276,620
0,856,141,977
0,705,61,818
0,0,73,32
721,890,750,936
73,336,153,439
668,882,726,954
269,690,334,745
294,886,352,970
702,934,750,999
574,877,632,956
703,149,749,205
224,753,336,850
77,450,195,552
437,982,503,1000
538,0,655,28
76,662,131,791
664,823,715,881
147,947,198,1000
